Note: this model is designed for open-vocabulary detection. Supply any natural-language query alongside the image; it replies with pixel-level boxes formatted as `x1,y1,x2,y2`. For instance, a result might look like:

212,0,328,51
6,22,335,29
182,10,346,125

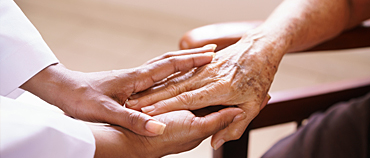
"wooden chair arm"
214,76,370,158
179,21,262,52
251,76,370,129
180,20,370,52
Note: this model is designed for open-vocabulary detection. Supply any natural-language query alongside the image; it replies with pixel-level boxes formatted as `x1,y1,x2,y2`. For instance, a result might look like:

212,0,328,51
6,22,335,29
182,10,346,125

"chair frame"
214,77,370,158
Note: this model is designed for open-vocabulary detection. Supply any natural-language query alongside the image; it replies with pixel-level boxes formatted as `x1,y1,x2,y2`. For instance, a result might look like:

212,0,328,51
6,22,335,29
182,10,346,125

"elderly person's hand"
90,106,244,158
114,0,370,151
20,45,216,137
126,31,283,148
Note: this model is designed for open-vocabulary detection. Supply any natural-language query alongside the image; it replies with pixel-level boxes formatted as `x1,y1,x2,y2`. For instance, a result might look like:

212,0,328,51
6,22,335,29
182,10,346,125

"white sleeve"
0,96,96,158
0,0,59,98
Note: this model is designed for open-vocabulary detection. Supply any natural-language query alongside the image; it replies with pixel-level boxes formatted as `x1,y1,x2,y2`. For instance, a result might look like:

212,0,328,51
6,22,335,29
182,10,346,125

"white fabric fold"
0,96,96,158
0,0,59,98
0,1,96,157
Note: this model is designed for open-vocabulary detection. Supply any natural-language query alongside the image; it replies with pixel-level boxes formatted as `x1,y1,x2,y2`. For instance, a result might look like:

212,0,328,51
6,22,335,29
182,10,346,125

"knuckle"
203,64,218,75
163,51,175,58
167,56,177,64
157,100,170,110
176,92,194,108
228,128,244,140
127,111,143,127
206,80,230,96
218,79,232,89
168,56,188,71
164,84,181,96
129,69,150,91
218,118,230,130
129,68,142,78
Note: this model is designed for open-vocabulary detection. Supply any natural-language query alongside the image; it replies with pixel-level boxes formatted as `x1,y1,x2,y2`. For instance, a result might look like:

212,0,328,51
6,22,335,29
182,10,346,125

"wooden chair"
179,20,370,158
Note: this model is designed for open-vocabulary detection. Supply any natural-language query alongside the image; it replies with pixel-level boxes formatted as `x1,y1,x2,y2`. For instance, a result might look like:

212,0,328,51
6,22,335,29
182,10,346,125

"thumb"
106,106,166,136
196,107,244,138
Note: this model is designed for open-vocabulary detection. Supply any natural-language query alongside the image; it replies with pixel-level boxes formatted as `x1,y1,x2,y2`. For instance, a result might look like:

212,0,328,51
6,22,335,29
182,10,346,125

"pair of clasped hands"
23,42,272,157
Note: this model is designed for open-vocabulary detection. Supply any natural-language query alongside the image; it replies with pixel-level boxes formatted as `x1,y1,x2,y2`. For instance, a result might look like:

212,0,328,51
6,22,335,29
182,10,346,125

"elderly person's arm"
89,106,243,158
126,0,370,149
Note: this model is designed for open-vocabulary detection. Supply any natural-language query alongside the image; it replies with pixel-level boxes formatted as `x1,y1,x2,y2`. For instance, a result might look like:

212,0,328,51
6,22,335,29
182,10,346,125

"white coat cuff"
0,96,96,158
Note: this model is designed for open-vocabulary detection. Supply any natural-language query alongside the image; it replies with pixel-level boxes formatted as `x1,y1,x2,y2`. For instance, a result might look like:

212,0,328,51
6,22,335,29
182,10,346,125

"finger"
129,66,198,101
210,115,249,150
102,101,166,136
194,107,244,138
145,44,217,65
134,53,214,93
211,103,260,150
128,82,192,111
149,67,197,91
141,86,223,115
146,53,214,82
151,71,184,88
127,70,206,110
129,70,190,100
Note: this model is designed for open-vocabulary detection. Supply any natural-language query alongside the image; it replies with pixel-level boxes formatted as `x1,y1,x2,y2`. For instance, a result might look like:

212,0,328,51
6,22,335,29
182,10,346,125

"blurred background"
15,0,370,157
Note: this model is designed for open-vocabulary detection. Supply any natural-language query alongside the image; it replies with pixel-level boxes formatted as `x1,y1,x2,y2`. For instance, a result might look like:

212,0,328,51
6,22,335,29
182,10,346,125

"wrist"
239,26,291,58
90,124,164,158
20,63,75,108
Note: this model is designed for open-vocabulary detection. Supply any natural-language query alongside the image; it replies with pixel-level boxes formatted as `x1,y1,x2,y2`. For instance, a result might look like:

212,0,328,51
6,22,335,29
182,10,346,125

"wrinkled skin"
127,32,284,148
122,0,370,151
123,0,370,144
20,46,216,137
91,107,244,158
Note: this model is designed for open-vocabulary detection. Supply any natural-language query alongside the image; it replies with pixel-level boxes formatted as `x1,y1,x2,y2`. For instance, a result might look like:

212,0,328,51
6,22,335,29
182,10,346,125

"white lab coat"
0,0,96,157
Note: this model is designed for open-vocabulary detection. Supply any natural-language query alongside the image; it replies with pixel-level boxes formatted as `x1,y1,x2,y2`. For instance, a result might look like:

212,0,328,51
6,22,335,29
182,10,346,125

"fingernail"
267,94,272,101
203,44,217,51
260,94,270,110
126,99,138,108
141,105,155,113
213,139,225,150
145,120,166,135
204,52,216,58
232,112,246,123
123,99,129,107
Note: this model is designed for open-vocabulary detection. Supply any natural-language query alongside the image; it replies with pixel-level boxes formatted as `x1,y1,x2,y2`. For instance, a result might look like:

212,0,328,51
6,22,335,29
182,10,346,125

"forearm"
228,0,370,85
207,0,370,113
245,0,370,54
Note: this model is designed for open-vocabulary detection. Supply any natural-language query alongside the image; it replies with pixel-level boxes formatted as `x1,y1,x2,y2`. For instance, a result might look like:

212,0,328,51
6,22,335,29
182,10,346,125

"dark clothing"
262,93,370,158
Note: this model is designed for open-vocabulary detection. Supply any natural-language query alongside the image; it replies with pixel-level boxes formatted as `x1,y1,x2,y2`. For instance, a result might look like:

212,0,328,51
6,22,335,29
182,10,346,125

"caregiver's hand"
20,45,216,137
127,32,286,148
91,106,244,158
